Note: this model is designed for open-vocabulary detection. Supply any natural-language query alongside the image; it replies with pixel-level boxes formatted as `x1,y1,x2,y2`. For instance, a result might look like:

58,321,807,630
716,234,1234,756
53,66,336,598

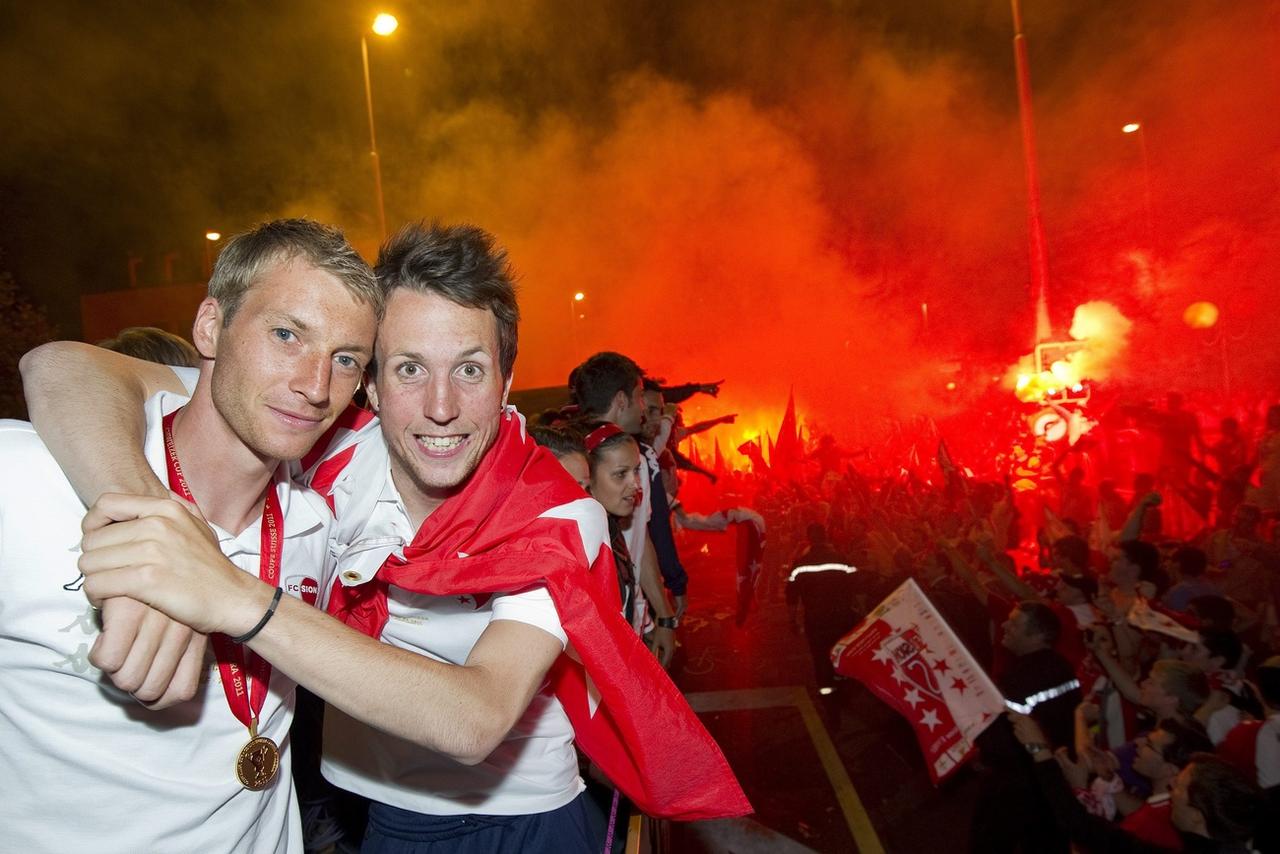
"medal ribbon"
162,408,281,736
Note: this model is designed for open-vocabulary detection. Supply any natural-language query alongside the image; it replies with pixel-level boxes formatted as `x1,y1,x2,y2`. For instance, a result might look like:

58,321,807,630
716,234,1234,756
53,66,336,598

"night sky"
2,0,1276,439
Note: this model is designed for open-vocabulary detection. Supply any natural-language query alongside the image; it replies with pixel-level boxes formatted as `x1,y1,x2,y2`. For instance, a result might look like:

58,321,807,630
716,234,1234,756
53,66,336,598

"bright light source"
573,292,585,301
818,687,834,696
205,231,221,241
372,13,399,36
1183,301,1219,329
1122,122,1141,134
945,381,957,392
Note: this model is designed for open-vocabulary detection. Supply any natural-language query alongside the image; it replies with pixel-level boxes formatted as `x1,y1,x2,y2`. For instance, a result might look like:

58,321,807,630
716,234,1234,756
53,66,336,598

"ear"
609,388,629,418
501,371,514,409
365,372,381,414
191,297,223,360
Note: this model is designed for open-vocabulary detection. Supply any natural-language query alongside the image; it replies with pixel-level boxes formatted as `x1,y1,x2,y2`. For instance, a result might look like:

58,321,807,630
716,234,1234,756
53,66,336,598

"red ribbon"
162,409,282,734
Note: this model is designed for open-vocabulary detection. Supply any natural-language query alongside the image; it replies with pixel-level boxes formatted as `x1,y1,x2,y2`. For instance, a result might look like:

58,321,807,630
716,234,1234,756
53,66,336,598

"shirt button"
341,570,363,583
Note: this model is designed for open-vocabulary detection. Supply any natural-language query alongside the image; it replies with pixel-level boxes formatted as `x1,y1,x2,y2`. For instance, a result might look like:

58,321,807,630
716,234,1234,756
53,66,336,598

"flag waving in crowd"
832,579,1007,783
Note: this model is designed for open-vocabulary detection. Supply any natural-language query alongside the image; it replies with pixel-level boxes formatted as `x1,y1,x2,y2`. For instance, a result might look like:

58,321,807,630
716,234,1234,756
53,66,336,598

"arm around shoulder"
20,342,185,503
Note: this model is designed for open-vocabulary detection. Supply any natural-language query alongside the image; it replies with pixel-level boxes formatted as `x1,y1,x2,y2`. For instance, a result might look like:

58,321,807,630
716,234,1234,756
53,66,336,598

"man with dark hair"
1051,534,1091,576
20,222,748,851
969,600,1081,853
568,352,645,431
570,352,685,658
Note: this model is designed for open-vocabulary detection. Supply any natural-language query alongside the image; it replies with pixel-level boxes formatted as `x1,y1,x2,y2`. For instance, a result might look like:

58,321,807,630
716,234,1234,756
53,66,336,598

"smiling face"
367,288,511,522
588,438,643,517
202,255,376,463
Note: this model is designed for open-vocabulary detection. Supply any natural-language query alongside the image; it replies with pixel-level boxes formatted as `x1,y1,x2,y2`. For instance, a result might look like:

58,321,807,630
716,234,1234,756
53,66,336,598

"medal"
236,723,281,791
164,409,284,790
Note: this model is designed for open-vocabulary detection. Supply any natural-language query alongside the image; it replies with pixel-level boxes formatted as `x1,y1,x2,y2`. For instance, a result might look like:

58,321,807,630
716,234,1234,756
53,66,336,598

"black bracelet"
231,587,283,644
656,616,679,630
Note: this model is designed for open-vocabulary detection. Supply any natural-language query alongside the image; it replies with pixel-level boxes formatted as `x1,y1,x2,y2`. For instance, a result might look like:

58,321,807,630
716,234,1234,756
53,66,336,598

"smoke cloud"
1,0,1276,444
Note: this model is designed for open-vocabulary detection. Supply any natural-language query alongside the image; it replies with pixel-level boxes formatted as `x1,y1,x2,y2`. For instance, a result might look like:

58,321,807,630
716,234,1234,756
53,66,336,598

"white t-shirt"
0,391,333,853
317,446,583,817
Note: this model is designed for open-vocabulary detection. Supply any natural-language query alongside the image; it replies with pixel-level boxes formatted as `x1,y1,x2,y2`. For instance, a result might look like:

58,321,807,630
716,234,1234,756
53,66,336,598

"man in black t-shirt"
970,601,1081,853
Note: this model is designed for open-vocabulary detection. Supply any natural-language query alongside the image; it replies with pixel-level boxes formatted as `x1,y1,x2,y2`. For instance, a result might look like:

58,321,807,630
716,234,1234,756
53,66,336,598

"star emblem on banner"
921,708,942,731
951,677,967,695
932,658,951,675
890,668,910,686
872,644,894,666
904,687,924,708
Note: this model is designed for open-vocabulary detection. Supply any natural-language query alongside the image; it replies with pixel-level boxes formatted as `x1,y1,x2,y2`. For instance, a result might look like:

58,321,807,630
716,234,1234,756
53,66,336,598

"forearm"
639,542,673,618
247,593,550,764
1094,649,1141,703
21,342,182,503
646,488,688,595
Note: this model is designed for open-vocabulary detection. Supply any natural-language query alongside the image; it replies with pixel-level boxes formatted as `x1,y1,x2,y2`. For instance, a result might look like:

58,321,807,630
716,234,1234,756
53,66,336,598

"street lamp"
362,13,398,240
203,231,222,279
1122,121,1153,243
570,292,585,355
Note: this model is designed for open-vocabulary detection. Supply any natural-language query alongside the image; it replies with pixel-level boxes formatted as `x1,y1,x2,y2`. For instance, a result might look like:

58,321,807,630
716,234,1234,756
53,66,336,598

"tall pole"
1011,0,1051,343
361,35,388,241
1137,124,1154,246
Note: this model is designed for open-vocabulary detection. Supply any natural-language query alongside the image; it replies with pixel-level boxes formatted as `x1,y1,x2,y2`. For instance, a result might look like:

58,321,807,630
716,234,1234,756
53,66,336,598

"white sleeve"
490,584,567,649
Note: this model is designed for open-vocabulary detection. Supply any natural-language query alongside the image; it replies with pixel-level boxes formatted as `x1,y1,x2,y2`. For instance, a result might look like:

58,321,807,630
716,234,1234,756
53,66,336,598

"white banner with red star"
831,578,1005,784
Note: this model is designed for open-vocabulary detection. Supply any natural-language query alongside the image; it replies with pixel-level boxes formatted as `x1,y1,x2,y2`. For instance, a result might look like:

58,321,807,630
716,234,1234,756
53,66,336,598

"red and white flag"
831,579,1005,783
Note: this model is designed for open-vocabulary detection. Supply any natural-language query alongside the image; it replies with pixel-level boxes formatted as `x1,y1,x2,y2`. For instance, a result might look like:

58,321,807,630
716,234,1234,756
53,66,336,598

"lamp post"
362,13,398,241
203,231,222,279
1122,121,1154,245
1010,0,1052,343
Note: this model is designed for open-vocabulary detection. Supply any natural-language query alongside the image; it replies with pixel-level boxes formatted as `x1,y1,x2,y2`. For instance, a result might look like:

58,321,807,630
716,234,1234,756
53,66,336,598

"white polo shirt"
318,454,582,817
0,391,332,853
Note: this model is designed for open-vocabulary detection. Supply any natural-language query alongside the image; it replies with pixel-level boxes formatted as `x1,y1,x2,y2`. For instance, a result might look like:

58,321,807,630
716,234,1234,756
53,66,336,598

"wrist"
656,616,680,629
225,579,277,638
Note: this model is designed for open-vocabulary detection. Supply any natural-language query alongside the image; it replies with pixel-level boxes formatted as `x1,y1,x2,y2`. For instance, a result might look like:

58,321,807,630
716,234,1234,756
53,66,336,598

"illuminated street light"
569,292,586,355
361,13,398,239
1122,122,1141,134
203,229,223,278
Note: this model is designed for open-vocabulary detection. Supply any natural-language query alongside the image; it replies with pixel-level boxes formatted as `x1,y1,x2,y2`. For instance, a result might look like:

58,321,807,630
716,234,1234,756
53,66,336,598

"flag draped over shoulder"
326,409,750,821
832,579,1006,784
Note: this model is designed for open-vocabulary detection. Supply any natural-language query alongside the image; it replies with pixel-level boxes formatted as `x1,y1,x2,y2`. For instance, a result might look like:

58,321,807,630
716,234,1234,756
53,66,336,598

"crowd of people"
676,386,1280,851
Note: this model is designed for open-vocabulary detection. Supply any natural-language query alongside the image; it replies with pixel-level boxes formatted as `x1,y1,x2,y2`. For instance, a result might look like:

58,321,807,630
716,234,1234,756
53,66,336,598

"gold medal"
236,735,280,791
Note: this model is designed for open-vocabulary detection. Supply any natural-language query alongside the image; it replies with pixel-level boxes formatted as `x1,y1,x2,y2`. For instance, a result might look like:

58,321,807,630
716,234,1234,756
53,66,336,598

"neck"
390,464,444,533
172,383,277,534
1150,776,1172,797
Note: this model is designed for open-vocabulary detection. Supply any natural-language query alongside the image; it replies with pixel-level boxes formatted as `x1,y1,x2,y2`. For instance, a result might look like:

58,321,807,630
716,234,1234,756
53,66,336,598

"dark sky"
3,0,1276,439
